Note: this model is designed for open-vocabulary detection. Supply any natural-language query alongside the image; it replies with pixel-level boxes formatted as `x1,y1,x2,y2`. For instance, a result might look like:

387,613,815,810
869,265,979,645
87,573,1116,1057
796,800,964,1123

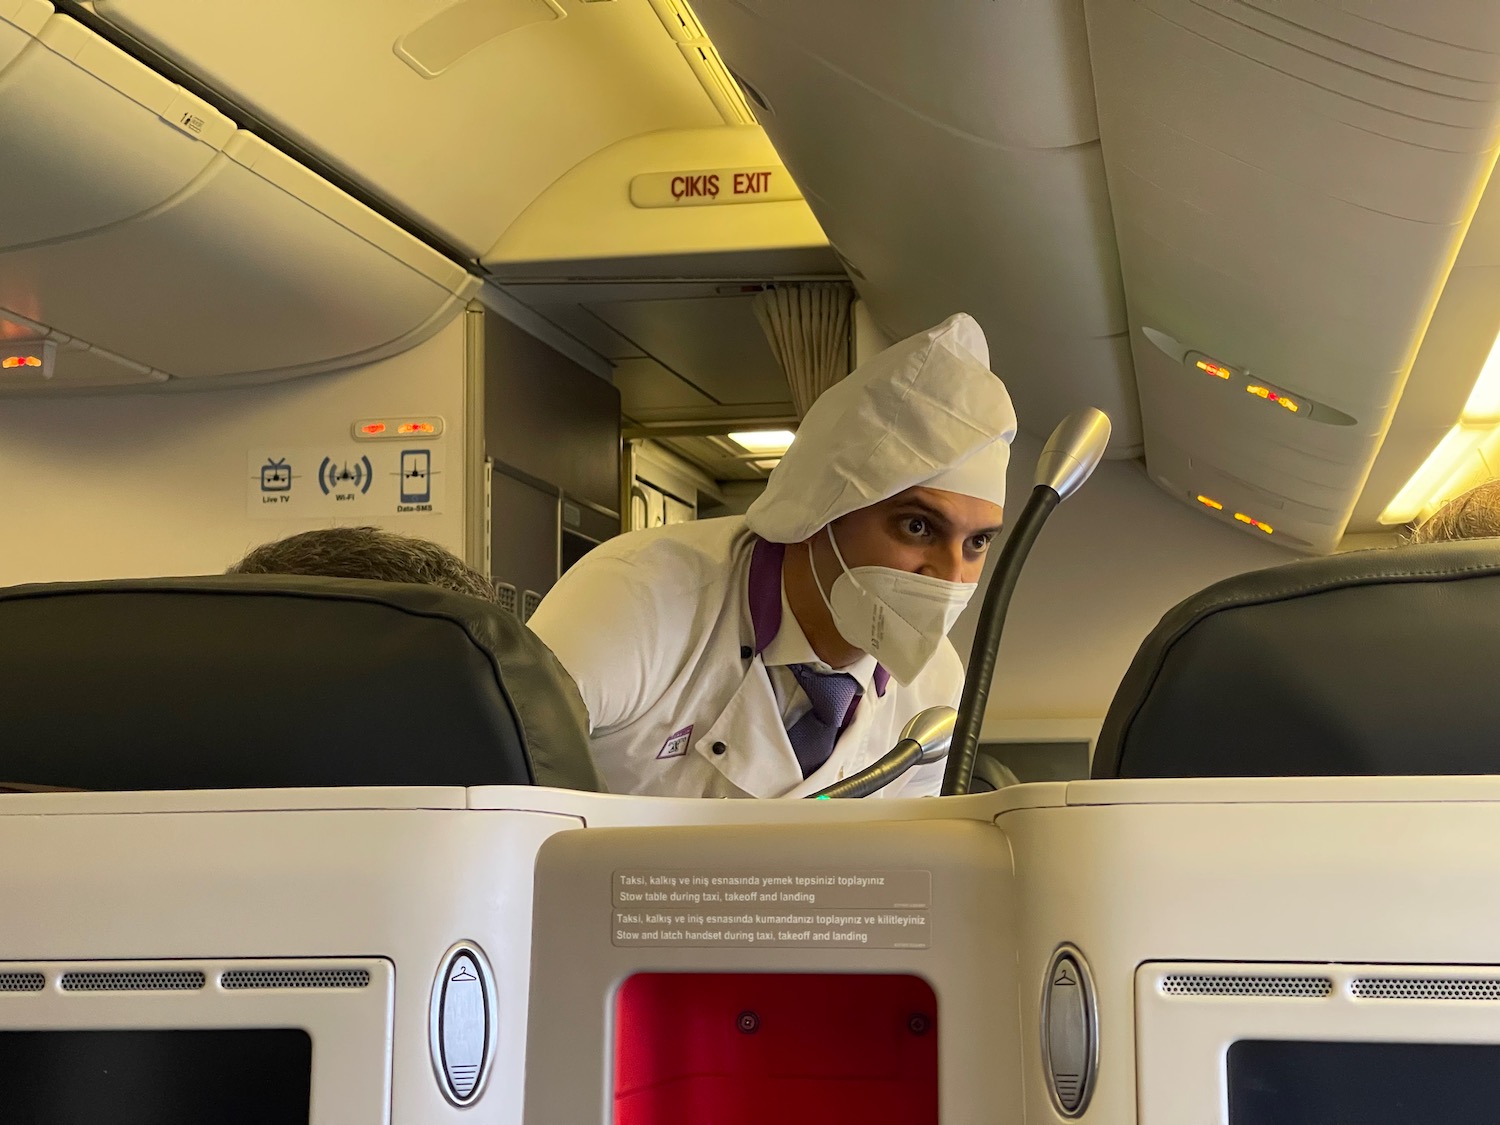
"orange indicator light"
361,422,387,435
1196,495,1224,510
1234,512,1273,534
397,422,436,435
1,355,41,369
1247,384,1301,413
1196,358,1232,379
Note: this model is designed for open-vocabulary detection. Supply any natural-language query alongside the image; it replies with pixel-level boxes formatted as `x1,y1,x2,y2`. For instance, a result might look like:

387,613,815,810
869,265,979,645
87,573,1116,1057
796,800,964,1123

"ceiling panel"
613,355,717,418
590,293,791,407
659,434,768,482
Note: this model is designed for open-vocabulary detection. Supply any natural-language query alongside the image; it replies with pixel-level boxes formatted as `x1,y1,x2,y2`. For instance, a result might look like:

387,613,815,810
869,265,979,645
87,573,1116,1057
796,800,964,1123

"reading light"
728,429,796,455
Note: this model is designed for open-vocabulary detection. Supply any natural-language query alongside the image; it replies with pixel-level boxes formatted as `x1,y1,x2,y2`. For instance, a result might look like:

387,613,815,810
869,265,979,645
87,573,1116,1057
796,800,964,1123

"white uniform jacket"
527,517,965,799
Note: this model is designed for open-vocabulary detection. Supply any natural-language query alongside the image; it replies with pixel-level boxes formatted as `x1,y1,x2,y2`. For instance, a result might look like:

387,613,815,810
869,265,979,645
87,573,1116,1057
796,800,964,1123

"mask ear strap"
824,524,869,595
808,537,838,617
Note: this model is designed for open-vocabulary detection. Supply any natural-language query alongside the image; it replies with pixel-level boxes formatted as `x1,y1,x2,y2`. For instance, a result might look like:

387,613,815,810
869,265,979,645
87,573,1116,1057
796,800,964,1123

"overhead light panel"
1462,325,1500,424
1378,322,1500,524
1378,424,1489,525
1143,327,1350,424
729,429,795,455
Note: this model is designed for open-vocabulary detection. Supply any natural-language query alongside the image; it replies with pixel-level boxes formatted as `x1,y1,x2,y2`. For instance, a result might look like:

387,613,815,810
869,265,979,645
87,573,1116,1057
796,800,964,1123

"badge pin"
657,725,693,759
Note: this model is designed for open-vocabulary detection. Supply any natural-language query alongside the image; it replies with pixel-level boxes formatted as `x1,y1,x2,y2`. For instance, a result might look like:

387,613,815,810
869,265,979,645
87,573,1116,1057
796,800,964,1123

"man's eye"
968,533,993,552
904,517,929,537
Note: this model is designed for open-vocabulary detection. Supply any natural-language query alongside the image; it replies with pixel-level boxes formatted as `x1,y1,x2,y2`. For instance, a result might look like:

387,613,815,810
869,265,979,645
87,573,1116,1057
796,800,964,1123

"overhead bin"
0,7,233,248
0,0,46,79
691,0,1140,452
85,0,727,259
0,5,479,397
1086,0,1500,552
485,125,834,280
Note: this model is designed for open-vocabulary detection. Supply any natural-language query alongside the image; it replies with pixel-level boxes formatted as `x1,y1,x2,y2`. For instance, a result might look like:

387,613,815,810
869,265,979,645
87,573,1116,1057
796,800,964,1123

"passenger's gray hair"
229,526,498,603
1409,479,1500,545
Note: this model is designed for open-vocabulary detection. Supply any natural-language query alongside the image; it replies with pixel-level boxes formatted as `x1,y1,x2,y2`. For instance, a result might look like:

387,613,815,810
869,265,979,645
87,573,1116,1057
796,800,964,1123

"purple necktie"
787,664,862,777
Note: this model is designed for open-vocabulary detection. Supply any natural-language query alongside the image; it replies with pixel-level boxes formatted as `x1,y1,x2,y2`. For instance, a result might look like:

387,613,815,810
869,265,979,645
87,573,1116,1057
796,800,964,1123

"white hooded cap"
745,312,1018,544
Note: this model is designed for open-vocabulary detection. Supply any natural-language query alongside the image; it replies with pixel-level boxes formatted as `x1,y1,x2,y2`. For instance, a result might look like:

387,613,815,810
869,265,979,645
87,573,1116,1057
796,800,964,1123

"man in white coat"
528,312,1017,798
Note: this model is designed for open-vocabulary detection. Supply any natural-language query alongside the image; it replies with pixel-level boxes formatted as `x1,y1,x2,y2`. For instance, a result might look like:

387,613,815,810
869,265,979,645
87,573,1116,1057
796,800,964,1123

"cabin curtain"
752,283,854,418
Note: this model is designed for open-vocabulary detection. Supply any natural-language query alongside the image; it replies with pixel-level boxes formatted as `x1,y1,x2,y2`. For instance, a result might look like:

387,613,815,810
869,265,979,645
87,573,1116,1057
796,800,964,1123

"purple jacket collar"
747,537,889,698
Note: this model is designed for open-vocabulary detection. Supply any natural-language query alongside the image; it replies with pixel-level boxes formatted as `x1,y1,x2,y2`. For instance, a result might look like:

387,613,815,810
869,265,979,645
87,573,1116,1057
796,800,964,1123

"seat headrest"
1093,540,1500,779
0,574,601,792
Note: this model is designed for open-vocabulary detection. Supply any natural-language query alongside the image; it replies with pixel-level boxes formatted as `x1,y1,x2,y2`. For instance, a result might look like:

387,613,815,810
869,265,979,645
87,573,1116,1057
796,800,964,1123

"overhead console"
1085,0,1500,553
0,0,479,397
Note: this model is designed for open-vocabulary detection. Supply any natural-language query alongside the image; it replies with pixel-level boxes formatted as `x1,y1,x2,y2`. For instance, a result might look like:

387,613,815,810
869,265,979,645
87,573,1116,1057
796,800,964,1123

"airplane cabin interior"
4,1,1500,1122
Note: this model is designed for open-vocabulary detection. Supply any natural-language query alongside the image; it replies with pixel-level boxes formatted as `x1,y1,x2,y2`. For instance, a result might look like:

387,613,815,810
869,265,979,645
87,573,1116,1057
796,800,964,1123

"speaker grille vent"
1352,977,1500,1001
60,970,205,992
0,972,44,992
220,968,371,990
1160,973,1333,998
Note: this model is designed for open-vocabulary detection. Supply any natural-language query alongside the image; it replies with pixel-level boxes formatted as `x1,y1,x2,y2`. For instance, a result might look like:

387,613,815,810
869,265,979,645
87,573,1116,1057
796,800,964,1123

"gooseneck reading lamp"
941,408,1112,796
808,706,957,799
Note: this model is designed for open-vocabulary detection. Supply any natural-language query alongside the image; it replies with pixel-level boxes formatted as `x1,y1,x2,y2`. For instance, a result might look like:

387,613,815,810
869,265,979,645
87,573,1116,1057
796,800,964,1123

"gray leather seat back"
0,574,601,792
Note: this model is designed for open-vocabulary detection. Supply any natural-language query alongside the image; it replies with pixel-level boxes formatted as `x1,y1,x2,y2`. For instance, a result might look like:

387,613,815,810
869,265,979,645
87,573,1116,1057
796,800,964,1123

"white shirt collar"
761,573,878,691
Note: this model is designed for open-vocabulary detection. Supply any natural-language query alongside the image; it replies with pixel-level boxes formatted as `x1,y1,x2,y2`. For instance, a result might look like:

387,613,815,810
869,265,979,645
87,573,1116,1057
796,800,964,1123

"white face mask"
810,525,977,685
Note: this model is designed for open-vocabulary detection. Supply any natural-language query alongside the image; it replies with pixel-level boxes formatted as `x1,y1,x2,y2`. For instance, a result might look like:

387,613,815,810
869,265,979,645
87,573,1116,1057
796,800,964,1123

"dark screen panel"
0,1028,311,1125
1229,1039,1500,1125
